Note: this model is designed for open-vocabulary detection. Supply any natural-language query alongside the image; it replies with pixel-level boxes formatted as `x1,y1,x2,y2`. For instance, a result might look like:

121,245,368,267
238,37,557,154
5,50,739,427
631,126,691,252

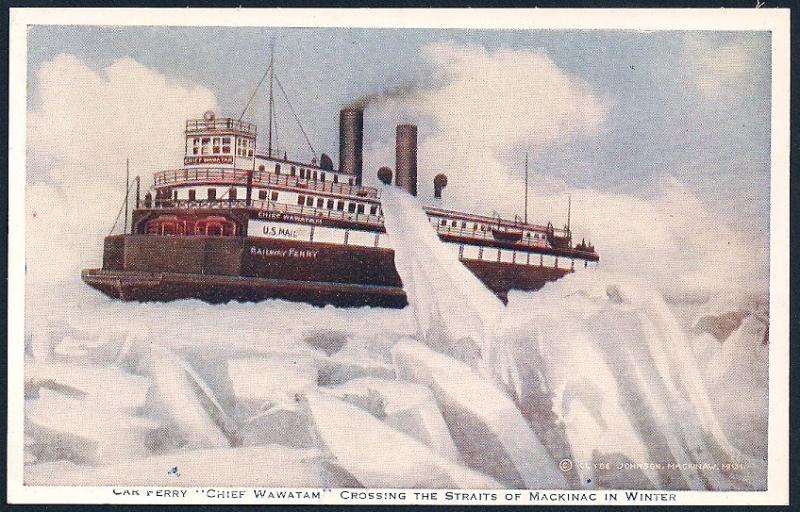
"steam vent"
395,124,418,196
339,108,364,185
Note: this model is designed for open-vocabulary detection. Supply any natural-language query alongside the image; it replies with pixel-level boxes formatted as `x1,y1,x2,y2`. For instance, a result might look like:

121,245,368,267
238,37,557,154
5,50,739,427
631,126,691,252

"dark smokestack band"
395,124,417,196
339,109,364,185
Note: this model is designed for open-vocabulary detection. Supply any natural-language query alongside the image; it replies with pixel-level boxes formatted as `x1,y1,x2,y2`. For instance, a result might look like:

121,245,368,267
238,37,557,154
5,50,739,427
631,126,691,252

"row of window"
191,137,253,158
174,188,277,202
296,194,378,215
434,218,547,239
256,163,354,186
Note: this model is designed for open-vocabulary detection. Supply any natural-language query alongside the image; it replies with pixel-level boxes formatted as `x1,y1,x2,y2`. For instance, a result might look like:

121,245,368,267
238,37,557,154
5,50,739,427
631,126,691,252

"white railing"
145,198,385,228
153,168,380,199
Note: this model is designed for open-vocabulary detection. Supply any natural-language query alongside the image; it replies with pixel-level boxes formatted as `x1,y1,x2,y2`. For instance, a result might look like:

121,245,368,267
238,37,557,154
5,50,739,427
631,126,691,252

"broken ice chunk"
321,377,459,461
392,340,567,489
26,389,161,464
26,362,151,409
305,392,500,488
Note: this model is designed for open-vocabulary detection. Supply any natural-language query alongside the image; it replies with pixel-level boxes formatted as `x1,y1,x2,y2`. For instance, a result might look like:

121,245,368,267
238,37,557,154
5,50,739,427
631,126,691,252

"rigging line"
108,177,139,235
274,73,317,159
238,61,273,122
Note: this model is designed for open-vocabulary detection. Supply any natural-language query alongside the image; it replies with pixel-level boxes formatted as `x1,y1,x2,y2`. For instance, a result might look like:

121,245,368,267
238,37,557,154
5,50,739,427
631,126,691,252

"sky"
25,26,772,292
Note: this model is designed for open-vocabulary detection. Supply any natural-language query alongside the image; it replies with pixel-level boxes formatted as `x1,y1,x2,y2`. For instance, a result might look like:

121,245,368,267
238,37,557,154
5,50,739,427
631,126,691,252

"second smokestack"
395,124,417,196
339,108,364,185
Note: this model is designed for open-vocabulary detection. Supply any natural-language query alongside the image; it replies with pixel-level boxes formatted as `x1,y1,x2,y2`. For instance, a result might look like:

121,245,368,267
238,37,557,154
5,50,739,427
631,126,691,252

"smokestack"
339,108,364,185
395,124,417,196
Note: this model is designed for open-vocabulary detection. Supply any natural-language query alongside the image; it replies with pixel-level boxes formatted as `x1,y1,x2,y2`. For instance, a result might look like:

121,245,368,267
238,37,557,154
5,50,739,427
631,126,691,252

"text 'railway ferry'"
82,66,598,307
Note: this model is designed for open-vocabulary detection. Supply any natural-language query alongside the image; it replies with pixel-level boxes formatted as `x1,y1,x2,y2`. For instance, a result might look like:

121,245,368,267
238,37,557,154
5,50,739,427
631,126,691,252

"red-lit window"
297,195,305,206
317,197,324,208
271,191,278,201
247,150,253,157
306,196,313,207
207,188,216,200
229,187,237,200
275,164,281,175
188,190,196,201
193,147,199,154
222,146,230,154
259,190,268,200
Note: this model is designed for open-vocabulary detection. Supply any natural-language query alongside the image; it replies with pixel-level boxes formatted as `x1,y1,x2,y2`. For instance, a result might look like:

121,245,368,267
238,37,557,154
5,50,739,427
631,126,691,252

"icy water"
23,189,769,490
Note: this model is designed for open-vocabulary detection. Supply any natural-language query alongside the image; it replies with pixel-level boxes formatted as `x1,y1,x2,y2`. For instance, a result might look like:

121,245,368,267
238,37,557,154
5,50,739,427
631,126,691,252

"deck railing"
153,168,380,200
185,118,257,134
147,198,385,227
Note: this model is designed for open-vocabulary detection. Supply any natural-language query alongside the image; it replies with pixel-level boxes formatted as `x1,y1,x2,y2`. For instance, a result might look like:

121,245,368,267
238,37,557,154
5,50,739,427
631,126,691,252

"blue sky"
27,26,772,238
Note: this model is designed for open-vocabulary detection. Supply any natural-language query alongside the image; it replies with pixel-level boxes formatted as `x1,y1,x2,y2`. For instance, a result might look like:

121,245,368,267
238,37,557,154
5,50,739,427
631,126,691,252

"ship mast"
524,152,529,224
267,42,275,158
124,158,129,234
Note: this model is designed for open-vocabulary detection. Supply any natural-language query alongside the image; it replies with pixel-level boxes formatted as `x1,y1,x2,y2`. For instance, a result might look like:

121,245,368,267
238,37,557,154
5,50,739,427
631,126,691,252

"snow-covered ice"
393,339,566,488
305,392,501,488
321,377,459,460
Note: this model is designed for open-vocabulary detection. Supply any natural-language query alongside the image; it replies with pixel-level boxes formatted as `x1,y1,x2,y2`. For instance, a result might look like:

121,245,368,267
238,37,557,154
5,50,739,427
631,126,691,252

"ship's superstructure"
82,80,598,307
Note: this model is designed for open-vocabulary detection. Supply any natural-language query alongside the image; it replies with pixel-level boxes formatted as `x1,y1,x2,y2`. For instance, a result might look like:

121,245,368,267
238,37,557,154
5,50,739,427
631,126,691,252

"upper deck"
185,117,257,136
153,167,381,201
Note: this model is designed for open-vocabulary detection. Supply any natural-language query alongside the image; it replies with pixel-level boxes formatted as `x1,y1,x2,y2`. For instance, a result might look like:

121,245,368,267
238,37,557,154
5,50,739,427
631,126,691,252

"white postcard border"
7,7,791,506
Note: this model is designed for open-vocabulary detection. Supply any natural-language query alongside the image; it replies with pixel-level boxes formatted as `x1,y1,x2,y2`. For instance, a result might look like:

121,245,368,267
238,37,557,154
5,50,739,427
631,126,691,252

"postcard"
7,7,790,506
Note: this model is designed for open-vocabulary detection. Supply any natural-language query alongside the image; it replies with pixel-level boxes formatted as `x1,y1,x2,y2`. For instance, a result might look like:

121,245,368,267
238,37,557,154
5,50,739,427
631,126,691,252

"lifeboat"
491,228,523,243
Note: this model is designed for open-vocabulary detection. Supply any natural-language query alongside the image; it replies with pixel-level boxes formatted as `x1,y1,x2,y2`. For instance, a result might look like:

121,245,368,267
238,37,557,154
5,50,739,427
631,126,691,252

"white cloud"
26,54,218,284
364,42,608,216
683,35,754,99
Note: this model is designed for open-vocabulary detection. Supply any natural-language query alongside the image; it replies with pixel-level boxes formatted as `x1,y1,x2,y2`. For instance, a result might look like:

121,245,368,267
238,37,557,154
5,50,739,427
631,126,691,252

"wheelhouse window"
207,188,216,200
212,137,220,154
306,196,314,207
201,138,210,155
300,168,306,179
320,172,326,182
275,164,281,175
290,166,296,176
317,197,324,208
337,200,345,211
348,179,353,185
327,199,334,209
271,191,279,201
228,187,237,200
188,190,196,201
347,203,356,213
259,190,268,200
369,205,378,215
356,204,365,214
259,165,265,172
173,190,178,200
440,219,446,226
297,195,305,206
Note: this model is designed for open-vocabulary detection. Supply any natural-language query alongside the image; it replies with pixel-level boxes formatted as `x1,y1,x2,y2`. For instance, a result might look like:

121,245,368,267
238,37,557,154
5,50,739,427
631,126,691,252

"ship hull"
82,234,579,307
81,269,408,308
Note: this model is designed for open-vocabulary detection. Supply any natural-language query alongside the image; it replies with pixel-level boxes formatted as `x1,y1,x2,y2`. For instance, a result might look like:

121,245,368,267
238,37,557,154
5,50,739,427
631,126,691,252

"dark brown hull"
81,269,408,308
82,234,578,307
